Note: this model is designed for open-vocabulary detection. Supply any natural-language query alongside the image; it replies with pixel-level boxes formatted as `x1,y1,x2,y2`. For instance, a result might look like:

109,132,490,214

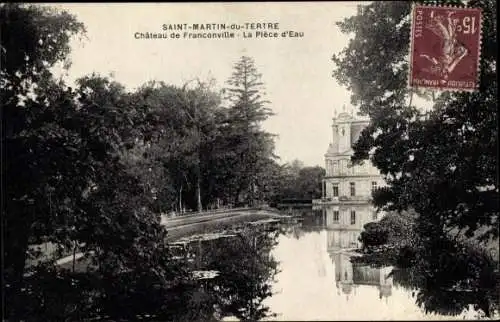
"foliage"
130,77,278,212
267,159,326,203
377,210,418,247
2,4,288,320
333,0,497,239
2,1,87,302
3,31,192,320
223,55,277,206
359,222,389,249
130,80,224,212
357,211,419,267
392,239,499,317
185,227,280,321
296,166,326,199
332,0,498,316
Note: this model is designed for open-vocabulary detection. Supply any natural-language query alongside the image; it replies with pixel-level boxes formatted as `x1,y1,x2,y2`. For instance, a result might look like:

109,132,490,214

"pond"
176,207,498,321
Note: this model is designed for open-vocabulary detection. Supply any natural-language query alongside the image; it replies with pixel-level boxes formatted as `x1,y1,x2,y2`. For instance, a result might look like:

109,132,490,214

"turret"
337,113,352,152
331,116,339,154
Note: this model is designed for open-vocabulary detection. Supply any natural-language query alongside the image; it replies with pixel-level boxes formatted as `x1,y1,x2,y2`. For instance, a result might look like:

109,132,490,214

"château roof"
325,146,354,157
326,144,336,155
337,112,352,119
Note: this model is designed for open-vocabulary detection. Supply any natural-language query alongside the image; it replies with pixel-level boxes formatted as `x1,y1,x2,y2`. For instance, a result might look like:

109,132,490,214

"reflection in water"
177,226,280,321
327,229,360,250
390,237,499,318
331,251,393,302
175,208,496,320
264,207,494,320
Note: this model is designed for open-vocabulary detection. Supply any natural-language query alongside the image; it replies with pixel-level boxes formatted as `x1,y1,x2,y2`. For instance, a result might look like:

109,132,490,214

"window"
350,182,356,196
350,211,356,225
372,211,378,220
332,183,339,197
333,210,339,222
372,181,378,192
332,161,338,174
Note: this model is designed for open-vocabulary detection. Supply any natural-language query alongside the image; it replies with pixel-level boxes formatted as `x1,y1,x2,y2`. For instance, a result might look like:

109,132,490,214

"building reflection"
326,225,393,302
300,206,394,302
327,228,360,249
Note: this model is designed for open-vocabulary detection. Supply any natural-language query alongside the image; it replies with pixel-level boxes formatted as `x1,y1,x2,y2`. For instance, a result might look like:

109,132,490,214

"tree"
288,159,305,174
332,0,498,316
224,55,276,206
3,4,288,320
2,2,86,296
253,158,283,205
176,79,222,212
132,80,226,212
2,5,194,319
333,0,497,240
297,166,326,199
269,161,326,201
130,81,196,213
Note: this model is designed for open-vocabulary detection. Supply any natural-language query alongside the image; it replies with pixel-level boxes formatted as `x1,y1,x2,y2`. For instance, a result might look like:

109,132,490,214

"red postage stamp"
409,5,482,91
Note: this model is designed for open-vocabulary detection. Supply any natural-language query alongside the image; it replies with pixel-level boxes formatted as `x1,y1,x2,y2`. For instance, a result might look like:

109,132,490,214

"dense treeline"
333,0,498,317
267,159,325,204
1,3,317,320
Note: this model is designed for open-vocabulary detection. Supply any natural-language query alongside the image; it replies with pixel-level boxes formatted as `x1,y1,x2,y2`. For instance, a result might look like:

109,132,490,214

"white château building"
313,109,386,231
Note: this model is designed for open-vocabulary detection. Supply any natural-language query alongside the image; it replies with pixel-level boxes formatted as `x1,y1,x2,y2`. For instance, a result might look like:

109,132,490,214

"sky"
51,2,366,167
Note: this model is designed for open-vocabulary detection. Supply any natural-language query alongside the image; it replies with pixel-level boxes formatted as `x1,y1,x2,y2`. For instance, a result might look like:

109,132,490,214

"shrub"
359,222,389,249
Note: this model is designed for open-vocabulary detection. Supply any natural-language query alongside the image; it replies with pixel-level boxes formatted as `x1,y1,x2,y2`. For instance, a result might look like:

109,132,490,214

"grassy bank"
58,209,286,272
165,210,285,242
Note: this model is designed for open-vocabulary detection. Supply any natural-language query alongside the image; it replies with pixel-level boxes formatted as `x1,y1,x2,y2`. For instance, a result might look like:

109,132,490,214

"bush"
359,222,389,249
359,211,418,252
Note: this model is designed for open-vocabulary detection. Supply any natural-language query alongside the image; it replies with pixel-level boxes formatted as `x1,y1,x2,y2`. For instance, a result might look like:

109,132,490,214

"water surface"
186,208,495,320
261,209,493,320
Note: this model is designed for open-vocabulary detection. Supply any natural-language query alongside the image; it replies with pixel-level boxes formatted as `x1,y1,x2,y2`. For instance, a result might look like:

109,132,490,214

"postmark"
409,5,482,92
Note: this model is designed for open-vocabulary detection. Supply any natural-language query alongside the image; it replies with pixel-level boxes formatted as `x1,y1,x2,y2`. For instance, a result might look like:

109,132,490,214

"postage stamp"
409,5,482,92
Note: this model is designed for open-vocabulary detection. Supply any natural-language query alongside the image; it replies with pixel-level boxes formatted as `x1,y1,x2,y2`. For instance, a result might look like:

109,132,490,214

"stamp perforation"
408,3,483,92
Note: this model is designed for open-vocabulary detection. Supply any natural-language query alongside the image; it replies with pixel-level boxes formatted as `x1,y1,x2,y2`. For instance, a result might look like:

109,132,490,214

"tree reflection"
181,226,281,321
391,236,499,318
280,222,305,239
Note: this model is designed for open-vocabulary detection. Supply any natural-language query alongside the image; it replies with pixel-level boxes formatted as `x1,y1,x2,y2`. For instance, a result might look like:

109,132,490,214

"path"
53,207,286,268
163,208,285,229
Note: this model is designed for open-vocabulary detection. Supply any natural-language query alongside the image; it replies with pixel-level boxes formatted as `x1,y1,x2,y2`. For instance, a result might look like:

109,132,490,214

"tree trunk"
195,123,203,213
250,179,256,207
72,240,77,273
196,174,202,212
179,185,183,214
234,187,242,206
